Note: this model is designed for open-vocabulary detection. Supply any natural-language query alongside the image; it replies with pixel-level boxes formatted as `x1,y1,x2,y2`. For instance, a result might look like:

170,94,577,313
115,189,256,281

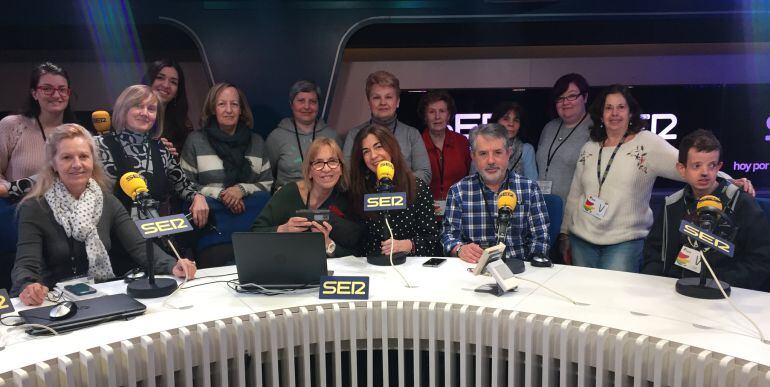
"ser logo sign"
135,214,193,239
364,192,407,211
679,220,735,257
319,276,369,300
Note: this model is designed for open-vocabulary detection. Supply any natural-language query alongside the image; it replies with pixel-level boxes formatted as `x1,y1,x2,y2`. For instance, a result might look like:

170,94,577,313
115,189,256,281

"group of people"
2,62,768,306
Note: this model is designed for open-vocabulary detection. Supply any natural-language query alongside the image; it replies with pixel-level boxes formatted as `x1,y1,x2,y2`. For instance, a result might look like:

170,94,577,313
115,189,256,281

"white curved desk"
1,257,768,386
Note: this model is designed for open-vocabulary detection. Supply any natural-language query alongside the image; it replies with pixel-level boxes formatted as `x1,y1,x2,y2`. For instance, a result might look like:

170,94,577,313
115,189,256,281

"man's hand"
19,282,48,306
278,217,312,233
456,243,484,263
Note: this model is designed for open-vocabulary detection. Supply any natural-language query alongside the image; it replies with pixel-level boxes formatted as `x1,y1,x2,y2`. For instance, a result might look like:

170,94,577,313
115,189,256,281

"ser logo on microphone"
135,214,193,238
679,220,735,257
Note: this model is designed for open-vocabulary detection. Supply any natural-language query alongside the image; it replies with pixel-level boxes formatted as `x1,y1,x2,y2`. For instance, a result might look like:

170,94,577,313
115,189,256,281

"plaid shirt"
441,170,550,261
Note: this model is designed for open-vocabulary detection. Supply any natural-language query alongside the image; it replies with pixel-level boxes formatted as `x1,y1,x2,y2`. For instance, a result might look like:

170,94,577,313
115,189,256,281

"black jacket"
641,179,770,291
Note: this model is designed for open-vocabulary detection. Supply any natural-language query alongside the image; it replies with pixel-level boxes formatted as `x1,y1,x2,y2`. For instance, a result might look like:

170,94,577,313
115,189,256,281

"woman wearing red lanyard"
418,90,471,213
560,85,753,272
0,62,77,201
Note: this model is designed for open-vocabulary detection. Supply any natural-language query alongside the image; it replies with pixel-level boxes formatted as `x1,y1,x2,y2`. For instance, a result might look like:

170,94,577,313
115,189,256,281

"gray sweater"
342,118,432,183
535,116,593,206
11,194,176,295
266,118,339,189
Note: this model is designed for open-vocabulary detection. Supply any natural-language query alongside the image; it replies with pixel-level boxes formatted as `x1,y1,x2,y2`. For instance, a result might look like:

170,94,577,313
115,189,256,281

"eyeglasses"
555,93,583,104
311,159,341,171
36,85,72,97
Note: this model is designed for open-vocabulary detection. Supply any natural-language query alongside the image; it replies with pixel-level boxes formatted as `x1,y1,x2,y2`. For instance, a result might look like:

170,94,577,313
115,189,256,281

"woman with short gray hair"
266,80,338,190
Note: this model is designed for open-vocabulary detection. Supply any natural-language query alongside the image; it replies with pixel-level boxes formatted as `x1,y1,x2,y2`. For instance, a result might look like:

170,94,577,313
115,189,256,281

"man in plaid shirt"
441,124,550,263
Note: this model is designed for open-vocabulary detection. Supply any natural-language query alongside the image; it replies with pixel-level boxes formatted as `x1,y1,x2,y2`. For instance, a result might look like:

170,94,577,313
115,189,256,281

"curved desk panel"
1,258,769,386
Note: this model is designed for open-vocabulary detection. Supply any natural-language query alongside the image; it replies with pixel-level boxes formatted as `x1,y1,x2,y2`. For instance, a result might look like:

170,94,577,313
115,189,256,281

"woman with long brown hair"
349,124,438,258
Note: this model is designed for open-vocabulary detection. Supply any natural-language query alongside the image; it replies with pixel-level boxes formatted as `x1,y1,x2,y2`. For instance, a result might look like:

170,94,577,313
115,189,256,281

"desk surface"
2,256,769,373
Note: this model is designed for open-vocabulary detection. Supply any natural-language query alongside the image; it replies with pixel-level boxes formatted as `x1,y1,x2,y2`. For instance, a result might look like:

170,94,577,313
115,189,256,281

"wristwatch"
326,240,337,257
455,244,464,258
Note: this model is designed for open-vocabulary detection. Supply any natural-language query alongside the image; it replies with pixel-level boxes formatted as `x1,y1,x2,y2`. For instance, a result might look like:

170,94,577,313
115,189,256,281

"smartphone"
63,283,97,296
422,258,447,267
295,209,330,223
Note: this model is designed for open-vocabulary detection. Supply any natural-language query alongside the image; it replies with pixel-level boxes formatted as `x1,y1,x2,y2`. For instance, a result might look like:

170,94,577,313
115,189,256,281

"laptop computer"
232,232,329,289
18,293,147,336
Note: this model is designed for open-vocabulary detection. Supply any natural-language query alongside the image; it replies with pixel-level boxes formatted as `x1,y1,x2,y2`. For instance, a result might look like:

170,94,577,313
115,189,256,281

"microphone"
495,189,517,245
119,172,159,219
696,195,723,231
92,111,111,134
376,160,395,193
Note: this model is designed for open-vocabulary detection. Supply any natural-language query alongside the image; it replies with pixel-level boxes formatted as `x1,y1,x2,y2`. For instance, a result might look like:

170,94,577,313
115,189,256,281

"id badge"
536,180,553,194
582,194,608,219
434,200,447,216
674,245,702,273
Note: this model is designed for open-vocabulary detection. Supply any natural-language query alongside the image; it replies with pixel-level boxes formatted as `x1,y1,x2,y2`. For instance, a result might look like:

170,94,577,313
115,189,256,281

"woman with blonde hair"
12,124,196,305
252,137,362,257
95,84,209,226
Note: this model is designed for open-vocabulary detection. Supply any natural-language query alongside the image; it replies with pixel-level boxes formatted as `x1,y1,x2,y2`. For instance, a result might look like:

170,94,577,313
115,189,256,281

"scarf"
44,178,114,281
204,124,253,188
508,136,525,176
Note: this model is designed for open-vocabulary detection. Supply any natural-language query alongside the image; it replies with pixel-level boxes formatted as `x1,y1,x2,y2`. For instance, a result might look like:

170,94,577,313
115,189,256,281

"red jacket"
421,129,472,200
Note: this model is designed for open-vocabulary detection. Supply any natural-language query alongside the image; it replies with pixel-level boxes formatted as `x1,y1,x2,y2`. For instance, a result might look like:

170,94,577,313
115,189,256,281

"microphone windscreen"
376,160,395,181
696,195,723,213
92,111,111,134
498,189,517,210
119,172,149,200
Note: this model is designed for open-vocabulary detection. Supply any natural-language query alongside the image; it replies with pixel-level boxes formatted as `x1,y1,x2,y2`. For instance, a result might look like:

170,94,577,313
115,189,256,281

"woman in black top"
348,124,439,257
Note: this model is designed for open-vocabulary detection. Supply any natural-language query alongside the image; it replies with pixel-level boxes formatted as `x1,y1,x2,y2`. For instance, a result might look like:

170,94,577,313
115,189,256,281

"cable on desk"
700,254,767,344
384,216,415,288
513,275,582,306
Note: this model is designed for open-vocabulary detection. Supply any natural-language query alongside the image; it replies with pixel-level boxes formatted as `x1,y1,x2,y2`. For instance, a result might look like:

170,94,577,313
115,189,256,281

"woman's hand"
19,282,48,306
220,186,244,207
172,258,197,280
160,137,178,158
277,217,312,233
381,239,413,255
558,233,572,265
189,194,209,228
311,221,333,249
731,178,755,197
0,183,8,198
226,198,245,214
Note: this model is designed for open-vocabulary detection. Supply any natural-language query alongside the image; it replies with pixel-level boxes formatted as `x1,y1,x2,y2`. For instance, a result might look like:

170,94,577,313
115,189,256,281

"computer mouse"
531,255,554,268
49,301,77,320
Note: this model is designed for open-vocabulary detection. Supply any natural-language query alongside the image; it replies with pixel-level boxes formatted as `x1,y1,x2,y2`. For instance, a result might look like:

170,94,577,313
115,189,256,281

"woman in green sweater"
251,138,362,257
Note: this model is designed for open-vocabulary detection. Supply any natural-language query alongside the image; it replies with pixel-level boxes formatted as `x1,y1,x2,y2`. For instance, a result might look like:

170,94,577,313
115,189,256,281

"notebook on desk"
232,232,329,289
18,293,146,336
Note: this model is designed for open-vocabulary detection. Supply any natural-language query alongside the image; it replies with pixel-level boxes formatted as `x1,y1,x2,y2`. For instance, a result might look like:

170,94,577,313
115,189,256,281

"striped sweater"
180,130,273,198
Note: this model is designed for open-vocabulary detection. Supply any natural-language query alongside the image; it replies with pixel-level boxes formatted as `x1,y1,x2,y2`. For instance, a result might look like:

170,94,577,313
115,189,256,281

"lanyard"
293,119,317,163
596,132,628,196
35,117,47,141
544,113,586,178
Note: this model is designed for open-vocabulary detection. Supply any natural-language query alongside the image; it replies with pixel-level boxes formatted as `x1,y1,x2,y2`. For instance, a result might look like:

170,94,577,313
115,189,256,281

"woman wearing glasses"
180,82,272,215
0,62,77,201
252,138,362,257
535,73,593,263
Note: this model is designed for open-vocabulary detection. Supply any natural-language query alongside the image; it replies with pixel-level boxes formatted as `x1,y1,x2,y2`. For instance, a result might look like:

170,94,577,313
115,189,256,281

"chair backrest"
542,194,563,250
196,192,271,252
756,197,770,224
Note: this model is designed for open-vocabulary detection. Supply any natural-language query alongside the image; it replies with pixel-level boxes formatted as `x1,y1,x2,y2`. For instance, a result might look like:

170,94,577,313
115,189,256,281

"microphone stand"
675,213,735,299
126,197,179,298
